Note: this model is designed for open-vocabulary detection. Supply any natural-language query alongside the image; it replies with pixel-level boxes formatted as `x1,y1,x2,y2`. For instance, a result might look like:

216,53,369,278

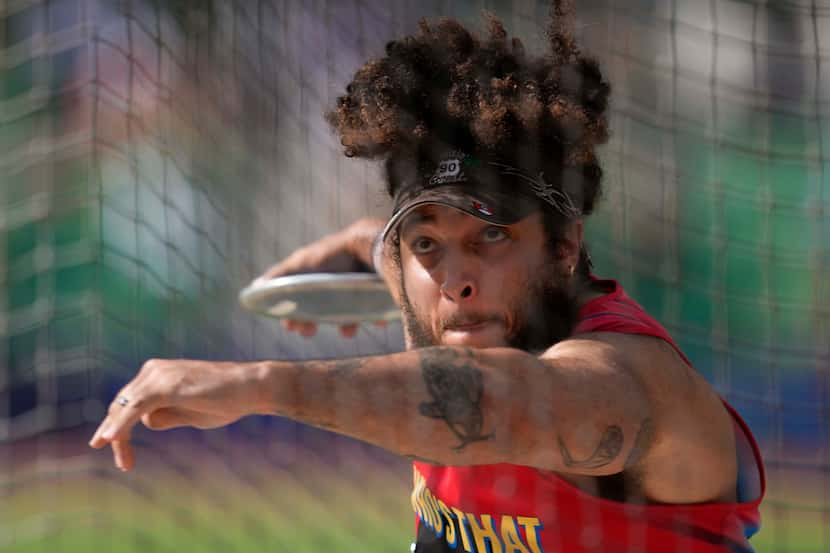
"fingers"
104,400,147,443
89,409,138,472
258,258,298,281
281,320,318,336
281,319,389,338
88,358,248,472
339,321,390,336
89,425,107,449
339,323,359,338
141,408,183,431
96,408,206,472
89,384,159,472
141,407,229,431
111,438,134,471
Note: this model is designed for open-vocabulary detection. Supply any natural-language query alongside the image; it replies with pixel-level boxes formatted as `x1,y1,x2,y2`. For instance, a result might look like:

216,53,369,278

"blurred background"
1,0,827,552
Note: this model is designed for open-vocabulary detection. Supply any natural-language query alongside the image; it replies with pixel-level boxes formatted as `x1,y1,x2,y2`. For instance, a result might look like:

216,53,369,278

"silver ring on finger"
116,396,130,407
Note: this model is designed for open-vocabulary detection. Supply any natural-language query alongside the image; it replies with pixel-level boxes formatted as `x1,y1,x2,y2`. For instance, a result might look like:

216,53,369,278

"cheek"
479,259,528,300
479,267,510,293
403,262,441,312
504,265,550,318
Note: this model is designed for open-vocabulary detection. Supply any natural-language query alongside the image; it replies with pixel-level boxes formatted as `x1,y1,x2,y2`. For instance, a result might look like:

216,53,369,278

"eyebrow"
399,212,437,237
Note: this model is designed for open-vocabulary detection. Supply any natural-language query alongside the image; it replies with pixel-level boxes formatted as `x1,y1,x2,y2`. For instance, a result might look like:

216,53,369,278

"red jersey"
412,278,765,553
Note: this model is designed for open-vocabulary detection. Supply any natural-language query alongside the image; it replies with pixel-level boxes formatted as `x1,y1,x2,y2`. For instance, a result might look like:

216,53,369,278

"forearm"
342,216,404,307
248,346,503,464
246,346,650,472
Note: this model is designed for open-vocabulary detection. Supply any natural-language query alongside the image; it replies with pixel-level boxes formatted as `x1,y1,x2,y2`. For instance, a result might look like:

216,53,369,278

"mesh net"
1,1,827,552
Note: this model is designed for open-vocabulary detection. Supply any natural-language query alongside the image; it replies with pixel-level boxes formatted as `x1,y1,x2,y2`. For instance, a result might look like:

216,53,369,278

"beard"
399,267,581,353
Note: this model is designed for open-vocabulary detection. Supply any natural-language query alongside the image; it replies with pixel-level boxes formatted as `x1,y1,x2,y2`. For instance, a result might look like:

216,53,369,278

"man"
90,3,764,552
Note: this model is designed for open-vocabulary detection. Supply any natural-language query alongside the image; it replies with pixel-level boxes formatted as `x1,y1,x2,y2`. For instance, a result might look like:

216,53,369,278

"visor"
380,148,583,244
379,183,539,244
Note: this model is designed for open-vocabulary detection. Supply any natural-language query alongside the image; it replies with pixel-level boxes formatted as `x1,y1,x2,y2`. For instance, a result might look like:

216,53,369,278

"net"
1,1,827,552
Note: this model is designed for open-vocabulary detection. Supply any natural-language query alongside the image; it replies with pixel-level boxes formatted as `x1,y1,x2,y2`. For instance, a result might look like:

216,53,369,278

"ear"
558,219,583,270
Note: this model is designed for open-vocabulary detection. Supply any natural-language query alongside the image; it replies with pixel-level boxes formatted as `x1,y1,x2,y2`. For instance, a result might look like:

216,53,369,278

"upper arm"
628,335,738,502
525,339,653,476
541,333,737,502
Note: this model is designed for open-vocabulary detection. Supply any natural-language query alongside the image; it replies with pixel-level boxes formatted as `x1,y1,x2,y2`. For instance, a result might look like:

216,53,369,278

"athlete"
89,2,765,551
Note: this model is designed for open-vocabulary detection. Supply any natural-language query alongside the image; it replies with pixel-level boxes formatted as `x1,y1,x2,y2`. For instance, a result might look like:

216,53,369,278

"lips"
442,315,505,334
445,320,491,331
441,319,505,346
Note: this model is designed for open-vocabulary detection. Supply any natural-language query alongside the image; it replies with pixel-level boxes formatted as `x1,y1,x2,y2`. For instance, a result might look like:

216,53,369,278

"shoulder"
543,331,710,407
540,332,685,387
542,332,738,503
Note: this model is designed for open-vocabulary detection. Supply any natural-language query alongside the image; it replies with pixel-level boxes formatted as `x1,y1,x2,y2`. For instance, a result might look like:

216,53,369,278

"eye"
482,226,509,243
411,237,437,254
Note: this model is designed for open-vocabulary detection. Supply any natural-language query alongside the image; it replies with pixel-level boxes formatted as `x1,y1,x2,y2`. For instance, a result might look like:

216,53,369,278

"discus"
239,273,401,324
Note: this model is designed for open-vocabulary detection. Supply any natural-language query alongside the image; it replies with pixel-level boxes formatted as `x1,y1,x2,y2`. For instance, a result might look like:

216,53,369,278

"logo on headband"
428,151,469,186
472,201,493,216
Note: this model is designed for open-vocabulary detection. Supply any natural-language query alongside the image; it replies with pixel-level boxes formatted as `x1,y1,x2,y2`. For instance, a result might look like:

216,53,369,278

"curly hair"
326,0,611,271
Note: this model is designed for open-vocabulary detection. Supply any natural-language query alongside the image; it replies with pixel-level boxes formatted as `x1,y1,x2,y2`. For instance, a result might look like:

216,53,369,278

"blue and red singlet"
412,277,765,553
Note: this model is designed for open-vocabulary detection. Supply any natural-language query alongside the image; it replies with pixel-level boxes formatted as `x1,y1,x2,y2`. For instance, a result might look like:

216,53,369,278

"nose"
440,250,478,303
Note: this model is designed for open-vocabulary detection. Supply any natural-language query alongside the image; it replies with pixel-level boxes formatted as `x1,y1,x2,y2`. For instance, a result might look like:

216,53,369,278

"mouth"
438,313,508,347
442,319,503,335
440,319,504,346
445,321,491,331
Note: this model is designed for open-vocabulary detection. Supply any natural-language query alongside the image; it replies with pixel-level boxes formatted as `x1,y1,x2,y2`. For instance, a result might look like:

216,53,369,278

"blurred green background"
1,1,827,552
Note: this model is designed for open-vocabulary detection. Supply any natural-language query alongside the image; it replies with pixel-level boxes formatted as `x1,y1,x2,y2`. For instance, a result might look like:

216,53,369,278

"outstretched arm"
90,344,651,475
255,345,651,473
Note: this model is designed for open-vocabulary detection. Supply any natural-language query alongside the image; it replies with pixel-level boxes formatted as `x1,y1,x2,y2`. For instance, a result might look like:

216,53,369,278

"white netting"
1,1,827,551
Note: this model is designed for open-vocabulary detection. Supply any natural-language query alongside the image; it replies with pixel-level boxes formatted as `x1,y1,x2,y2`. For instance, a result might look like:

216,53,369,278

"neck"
574,272,605,310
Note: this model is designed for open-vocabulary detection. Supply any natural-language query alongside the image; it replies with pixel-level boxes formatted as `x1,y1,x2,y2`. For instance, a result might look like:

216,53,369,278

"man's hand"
255,217,388,339
88,359,261,471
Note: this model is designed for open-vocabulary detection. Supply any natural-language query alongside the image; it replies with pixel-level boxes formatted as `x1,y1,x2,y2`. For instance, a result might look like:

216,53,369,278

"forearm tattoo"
417,348,493,451
559,425,623,469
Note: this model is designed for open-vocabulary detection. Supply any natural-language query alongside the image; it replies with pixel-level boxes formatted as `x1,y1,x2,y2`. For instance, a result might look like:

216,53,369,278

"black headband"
392,150,582,219
380,150,583,245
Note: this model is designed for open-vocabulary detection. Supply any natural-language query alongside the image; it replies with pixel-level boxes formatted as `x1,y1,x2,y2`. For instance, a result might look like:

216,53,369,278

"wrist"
242,360,289,416
342,217,385,269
